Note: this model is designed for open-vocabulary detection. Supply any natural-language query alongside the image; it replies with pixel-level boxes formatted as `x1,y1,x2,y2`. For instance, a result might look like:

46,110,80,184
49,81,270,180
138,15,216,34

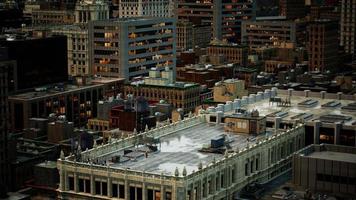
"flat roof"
9,83,104,101
102,123,271,175
241,94,356,126
306,151,356,164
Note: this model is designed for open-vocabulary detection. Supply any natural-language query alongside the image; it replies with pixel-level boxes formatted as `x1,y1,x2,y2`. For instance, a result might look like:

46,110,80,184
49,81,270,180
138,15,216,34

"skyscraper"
308,20,339,72
340,0,356,54
177,0,256,42
279,0,306,19
0,62,10,198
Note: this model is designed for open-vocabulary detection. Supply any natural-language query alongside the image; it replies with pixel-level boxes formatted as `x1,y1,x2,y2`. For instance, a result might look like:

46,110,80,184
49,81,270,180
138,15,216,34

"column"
313,120,321,144
74,172,79,192
108,177,112,198
161,185,165,200
334,122,342,145
125,179,130,200
142,183,146,200
90,173,95,195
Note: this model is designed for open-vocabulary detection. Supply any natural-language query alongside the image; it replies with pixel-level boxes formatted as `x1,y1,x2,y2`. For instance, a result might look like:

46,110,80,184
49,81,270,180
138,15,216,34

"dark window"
79,179,84,192
137,187,142,200
85,180,91,193
130,187,135,200
112,183,118,197
148,189,154,200
95,181,101,195
102,182,107,196
119,184,125,198
68,177,74,191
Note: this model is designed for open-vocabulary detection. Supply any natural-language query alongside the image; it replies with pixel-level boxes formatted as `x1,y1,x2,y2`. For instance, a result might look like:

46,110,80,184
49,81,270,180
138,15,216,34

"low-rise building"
213,79,247,103
57,89,305,200
32,10,75,26
293,144,356,197
8,83,105,130
207,40,248,66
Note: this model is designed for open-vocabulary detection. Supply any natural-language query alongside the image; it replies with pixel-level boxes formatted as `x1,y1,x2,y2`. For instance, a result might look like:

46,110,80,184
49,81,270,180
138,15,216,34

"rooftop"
96,123,271,175
9,83,104,101
241,92,356,127
306,151,356,163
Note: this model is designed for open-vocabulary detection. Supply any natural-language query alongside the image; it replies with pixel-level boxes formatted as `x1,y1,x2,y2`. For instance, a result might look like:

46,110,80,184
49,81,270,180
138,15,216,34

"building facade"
279,0,306,19
207,41,248,66
176,22,211,51
8,84,105,131
114,0,173,18
32,10,75,26
293,144,356,197
0,35,68,90
307,20,339,72
340,0,356,54
75,0,109,26
177,0,256,42
123,83,200,113
241,20,297,50
52,27,90,77
0,63,10,197
52,0,110,77
57,95,305,200
89,18,176,80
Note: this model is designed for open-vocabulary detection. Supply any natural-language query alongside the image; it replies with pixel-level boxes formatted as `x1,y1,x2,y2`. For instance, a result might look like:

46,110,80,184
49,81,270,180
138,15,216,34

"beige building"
293,144,356,197
57,113,305,200
224,110,266,135
51,0,109,77
52,27,90,76
32,10,75,26
213,79,247,103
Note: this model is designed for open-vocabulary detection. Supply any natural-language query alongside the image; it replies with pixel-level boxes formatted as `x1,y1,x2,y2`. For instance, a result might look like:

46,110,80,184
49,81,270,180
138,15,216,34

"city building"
52,26,90,77
113,0,174,18
340,0,356,54
307,20,339,72
207,40,248,66
224,110,266,135
293,144,356,197
51,0,110,77
89,17,176,80
177,0,256,42
56,88,306,200
47,116,75,143
9,138,59,191
177,64,235,88
0,34,68,90
0,60,11,197
123,69,201,113
176,22,211,51
8,83,105,131
32,10,75,26
74,0,109,27
213,79,247,103
279,0,306,19
241,20,297,50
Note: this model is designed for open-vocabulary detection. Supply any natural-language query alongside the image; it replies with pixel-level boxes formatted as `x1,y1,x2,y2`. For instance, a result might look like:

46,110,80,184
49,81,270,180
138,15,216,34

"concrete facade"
114,0,173,18
241,20,297,50
340,0,356,54
177,0,256,42
293,144,356,197
57,115,305,200
89,18,176,80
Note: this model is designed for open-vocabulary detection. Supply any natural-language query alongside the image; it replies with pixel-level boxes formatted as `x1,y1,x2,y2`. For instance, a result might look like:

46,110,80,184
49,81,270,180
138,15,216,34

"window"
69,176,74,191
